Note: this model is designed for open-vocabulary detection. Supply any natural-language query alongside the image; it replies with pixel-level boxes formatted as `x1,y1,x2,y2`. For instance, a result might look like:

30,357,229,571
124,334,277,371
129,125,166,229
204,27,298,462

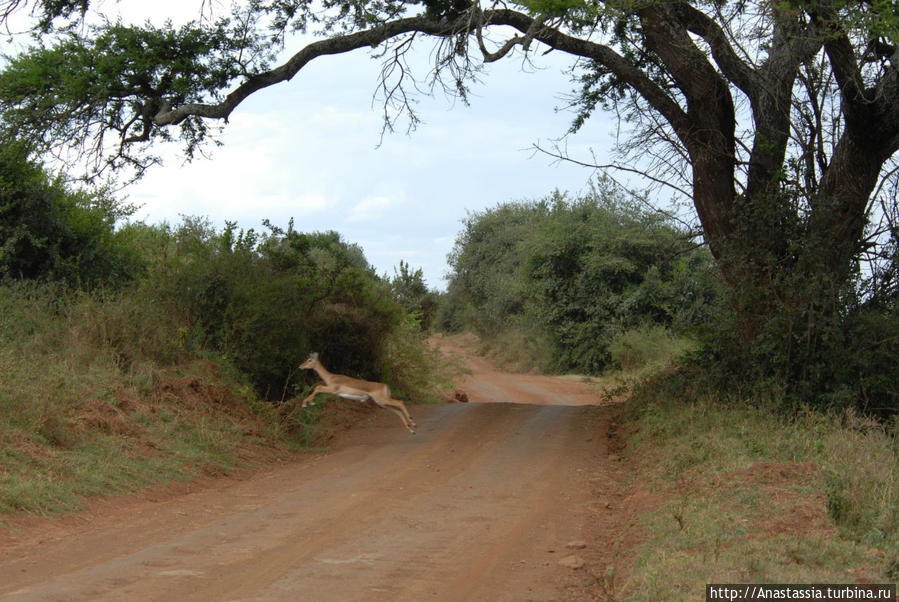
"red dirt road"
0,345,628,601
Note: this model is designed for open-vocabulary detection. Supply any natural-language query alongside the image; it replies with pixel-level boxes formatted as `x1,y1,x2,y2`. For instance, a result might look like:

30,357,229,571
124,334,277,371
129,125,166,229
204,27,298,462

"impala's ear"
311,352,319,360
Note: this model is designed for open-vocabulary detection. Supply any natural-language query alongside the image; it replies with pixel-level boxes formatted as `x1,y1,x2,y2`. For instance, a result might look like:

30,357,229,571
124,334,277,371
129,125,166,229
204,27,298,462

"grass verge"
0,358,290,519
0,284,294,520
614,375,899,599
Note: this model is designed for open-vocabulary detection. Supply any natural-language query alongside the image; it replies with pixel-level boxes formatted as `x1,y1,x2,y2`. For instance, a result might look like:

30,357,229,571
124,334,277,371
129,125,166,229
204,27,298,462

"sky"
4,1,620,289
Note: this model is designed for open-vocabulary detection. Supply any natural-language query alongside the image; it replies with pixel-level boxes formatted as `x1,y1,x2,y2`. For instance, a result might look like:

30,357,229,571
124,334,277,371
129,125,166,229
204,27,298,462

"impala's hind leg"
396,401,415,429
384,404,415,433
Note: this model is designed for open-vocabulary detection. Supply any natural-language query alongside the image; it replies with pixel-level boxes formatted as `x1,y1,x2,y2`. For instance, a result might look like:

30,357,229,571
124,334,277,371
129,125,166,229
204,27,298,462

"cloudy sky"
6,2,619,289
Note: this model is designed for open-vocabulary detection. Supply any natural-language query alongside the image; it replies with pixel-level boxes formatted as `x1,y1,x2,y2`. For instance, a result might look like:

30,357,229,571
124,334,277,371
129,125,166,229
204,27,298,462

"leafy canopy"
0,10,276,177
0,141,139,287
443,184,720,373
1,0,898,403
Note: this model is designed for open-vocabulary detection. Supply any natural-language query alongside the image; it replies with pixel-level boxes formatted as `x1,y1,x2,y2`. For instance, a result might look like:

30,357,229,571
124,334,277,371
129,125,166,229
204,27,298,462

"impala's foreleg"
302,384,330,408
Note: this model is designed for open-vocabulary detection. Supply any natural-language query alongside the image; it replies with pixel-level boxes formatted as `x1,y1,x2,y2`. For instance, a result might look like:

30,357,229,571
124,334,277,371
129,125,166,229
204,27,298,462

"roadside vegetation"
1,142,448,518
436,180,718,375
611,376,899,598
439,182,899,592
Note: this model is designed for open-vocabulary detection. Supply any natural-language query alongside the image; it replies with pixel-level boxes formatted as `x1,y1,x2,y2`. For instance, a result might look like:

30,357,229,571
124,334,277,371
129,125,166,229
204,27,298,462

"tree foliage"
0,141,139,287
441,185,720,373
0,0,893,290
135,218,409,398
0,15,271,176
1,0,898,406
390,260,439,330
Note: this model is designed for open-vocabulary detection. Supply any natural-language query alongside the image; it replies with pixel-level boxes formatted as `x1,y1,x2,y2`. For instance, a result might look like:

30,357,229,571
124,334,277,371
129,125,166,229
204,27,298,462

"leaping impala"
298,352,416,434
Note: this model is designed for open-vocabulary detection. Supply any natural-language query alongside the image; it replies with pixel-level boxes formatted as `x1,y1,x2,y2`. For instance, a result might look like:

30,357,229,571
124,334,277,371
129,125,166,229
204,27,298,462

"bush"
379,314,456,403
608,325,695,373
391,260,440,331
682,186,899,416
688,281,899,417
440,182,721,374
126,218,447,404
0,141,140,289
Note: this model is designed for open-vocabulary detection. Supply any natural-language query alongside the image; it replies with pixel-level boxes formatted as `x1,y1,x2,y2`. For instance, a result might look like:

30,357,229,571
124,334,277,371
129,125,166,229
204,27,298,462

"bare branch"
531,141,693,201
475,9,549,64
669,2,759,98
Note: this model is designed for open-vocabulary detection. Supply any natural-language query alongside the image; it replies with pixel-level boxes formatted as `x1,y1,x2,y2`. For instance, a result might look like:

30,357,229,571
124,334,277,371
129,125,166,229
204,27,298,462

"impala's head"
299,352,320,370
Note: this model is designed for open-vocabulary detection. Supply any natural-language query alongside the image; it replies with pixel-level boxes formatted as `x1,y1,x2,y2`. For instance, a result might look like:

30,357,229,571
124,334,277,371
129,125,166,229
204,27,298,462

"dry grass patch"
0,359,289,518
618,394,898,600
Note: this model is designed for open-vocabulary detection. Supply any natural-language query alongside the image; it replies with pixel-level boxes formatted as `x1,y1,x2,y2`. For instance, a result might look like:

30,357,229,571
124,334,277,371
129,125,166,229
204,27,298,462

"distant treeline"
437,182,898,417
3,137,896,417
436,183,721,374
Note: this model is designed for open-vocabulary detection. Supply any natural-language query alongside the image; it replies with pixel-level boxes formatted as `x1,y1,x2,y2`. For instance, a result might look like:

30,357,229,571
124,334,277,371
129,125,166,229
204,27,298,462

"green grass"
616,383,899,599
608,325,697,377
461,326,556,373
0,284,291,519
0,390,283,516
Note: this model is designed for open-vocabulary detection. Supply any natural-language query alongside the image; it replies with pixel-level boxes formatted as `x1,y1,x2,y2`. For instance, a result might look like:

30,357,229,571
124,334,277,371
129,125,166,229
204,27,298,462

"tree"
0,0,897,352
444,187,719,372
0,140,139,287
391,260,439,330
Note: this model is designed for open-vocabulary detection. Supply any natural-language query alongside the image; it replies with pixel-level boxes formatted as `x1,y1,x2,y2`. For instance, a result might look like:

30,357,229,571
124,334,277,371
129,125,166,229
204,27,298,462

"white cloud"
312,106,376,128
347,195,405,223
4,7,621,290
289,193,332,213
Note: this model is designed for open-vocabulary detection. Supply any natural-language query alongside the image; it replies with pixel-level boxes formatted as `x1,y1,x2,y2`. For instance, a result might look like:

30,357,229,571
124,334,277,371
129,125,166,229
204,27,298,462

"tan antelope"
299,353,416,433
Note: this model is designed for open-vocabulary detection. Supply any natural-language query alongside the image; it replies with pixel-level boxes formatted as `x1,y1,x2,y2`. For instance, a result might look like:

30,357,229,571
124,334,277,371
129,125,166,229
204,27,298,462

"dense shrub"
129,218,410,399
608,325,695,374
0,141,140,288
2,143,445,407
391,260,440,331
689,221,899,416
440,182,721,373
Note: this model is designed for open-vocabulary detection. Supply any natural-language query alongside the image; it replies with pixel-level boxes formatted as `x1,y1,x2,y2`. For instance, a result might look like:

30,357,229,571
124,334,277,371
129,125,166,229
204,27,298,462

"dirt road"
0,344,628,601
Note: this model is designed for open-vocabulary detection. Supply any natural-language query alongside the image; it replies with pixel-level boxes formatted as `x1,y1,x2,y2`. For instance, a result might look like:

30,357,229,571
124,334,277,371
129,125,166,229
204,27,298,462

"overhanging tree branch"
486,8,692,137
153,15,467,127
145,7,693,145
